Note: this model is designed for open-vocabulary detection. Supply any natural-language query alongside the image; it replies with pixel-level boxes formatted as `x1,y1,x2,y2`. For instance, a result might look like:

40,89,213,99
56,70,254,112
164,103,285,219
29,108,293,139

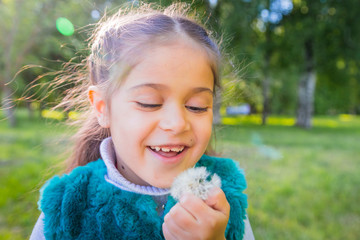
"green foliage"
2,0,360,125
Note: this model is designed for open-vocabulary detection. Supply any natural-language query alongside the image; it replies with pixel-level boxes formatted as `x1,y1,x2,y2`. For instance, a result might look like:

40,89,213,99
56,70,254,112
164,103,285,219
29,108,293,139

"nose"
158,104,190,134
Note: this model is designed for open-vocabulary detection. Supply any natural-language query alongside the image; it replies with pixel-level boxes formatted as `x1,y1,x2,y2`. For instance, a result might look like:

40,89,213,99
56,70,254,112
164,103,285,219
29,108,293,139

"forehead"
120,41,214,90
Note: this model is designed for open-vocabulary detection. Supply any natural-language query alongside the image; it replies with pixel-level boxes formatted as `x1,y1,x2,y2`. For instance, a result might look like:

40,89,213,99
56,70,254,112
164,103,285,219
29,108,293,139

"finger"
165,203,197,232
162,222,179,240
179,194,209,221
163,216,192,239
204,187,230,217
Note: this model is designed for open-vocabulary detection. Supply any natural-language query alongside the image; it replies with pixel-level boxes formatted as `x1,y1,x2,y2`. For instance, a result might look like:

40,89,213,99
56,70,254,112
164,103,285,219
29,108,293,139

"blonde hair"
61,3,222,172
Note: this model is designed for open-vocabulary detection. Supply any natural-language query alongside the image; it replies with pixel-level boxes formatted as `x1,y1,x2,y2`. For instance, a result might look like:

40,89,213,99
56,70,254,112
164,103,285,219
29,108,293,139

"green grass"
1,109,360,239
0,109,70,239
214,118,360,239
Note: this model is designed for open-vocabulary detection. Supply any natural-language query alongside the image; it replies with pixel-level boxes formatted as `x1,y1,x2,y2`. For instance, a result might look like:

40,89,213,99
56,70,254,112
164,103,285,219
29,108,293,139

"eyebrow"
129,83,213,95
130,83,166,91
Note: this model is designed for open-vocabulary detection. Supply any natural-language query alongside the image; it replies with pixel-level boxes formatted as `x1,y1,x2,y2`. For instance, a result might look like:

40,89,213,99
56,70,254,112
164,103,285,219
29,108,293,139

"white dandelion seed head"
170,167,222,201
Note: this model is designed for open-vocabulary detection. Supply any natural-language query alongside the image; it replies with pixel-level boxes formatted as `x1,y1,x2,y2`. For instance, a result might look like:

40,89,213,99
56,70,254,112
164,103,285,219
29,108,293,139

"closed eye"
136,102,208,113
186,106,208,113
136,102,162,108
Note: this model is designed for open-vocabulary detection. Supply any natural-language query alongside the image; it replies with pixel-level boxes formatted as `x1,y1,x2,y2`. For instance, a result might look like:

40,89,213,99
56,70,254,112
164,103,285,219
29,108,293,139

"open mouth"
148,145,186,158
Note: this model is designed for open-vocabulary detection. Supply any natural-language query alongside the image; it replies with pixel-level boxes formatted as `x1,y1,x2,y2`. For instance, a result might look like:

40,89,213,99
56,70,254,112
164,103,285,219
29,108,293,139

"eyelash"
185,106,208,113
136,102,208,113
136,102,162,108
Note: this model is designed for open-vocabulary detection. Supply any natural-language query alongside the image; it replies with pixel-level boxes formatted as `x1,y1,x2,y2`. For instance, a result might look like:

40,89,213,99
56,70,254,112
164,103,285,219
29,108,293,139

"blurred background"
0,0,359,239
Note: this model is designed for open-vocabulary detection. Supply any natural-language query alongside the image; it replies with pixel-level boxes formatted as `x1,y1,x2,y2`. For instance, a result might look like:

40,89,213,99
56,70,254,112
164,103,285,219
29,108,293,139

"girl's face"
107,42,214,188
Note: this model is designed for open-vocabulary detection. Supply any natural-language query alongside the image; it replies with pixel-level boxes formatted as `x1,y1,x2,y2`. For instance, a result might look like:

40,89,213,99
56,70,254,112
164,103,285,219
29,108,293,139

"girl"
30,3,254,240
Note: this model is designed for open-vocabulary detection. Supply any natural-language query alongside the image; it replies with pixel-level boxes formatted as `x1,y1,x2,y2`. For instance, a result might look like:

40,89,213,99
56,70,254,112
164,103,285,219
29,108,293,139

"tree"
0,0,113,126
284,0,360,127
0,0,58,126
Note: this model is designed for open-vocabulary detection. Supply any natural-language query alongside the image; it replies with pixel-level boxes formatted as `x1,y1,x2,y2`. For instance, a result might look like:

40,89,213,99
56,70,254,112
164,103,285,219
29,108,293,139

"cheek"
111,109,158,147
194,115,213,143
203,124,213,145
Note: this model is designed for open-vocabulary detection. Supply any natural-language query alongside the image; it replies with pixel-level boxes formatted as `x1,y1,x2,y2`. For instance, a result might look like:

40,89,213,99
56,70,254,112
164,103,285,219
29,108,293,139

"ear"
88,86,110,128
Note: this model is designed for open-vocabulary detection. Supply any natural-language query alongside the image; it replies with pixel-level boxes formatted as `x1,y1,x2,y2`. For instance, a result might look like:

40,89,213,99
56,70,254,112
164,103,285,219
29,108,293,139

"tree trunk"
261,0,271,126
2,85,16,127
349,62,360,114
0,0,23,128
26,100,34,119
262,30,271,125
296,39,316,129
213,88,222,125
2,63,17,127
262,57,270,125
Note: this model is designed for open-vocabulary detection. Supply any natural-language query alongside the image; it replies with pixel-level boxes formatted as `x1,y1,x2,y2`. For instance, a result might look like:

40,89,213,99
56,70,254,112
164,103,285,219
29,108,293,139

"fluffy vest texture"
39,155,248,239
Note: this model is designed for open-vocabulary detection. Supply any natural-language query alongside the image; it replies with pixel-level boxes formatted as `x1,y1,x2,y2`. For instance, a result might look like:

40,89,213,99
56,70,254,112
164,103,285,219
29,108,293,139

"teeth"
171,146,185,152
162,147,170,152
150,146,185,152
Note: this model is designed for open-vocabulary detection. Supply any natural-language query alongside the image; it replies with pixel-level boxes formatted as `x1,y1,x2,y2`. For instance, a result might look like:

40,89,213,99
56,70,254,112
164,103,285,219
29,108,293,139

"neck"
115,154,151,187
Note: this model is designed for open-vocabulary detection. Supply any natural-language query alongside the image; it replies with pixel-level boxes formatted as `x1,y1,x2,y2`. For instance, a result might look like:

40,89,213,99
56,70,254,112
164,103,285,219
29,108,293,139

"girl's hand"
162,187,230,240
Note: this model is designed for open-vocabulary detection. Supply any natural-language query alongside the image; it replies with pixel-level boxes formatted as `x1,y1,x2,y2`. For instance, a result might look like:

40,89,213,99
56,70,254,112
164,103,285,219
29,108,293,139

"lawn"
1,109,359,239
0,109,70,239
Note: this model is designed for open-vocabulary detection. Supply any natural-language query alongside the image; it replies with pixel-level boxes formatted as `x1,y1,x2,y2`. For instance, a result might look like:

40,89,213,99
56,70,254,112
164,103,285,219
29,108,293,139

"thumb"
205,187,230,216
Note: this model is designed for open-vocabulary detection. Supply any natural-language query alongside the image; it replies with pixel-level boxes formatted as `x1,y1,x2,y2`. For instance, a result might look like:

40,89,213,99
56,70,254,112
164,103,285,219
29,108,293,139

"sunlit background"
0,0,359,239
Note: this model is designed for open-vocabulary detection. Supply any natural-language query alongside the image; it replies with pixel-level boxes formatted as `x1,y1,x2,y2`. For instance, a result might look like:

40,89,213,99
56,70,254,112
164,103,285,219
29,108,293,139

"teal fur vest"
39,155,248,239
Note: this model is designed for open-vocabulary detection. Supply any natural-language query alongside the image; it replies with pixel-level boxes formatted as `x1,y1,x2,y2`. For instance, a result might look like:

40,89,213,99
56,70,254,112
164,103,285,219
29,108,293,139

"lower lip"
147,147,188,164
